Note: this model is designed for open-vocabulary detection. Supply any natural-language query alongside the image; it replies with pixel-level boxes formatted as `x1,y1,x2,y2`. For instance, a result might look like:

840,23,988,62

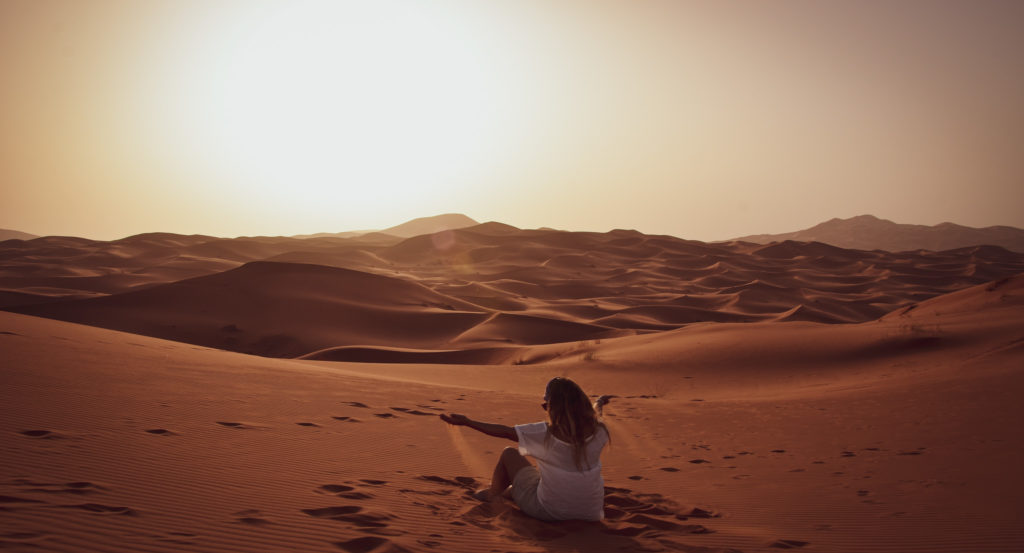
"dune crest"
732,214,1024,252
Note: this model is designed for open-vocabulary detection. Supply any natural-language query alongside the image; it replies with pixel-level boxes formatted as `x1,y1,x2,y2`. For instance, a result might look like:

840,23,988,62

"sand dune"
4,224,1024,362
0,228,39,241
10,262,491,357
2,272,1022,552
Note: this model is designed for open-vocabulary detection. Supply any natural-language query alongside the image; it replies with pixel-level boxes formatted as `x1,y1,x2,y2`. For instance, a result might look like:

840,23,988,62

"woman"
440,377,611,521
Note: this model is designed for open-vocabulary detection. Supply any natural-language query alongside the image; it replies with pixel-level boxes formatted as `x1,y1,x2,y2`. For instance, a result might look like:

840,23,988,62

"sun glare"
168,2,517,211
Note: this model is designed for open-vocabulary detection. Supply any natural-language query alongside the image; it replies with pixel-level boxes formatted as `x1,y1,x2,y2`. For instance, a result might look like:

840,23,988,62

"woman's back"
515,422,609,521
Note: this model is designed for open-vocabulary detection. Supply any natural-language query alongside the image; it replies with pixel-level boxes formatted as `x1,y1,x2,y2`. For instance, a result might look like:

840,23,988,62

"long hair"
544,377,609,471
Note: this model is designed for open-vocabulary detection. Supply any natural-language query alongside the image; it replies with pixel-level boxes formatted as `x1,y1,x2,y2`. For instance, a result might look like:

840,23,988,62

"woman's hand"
440,413,470,426
594,395,614,416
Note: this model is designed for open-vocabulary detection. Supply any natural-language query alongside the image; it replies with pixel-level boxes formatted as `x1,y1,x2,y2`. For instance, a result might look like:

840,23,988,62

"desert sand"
2,221,1024,552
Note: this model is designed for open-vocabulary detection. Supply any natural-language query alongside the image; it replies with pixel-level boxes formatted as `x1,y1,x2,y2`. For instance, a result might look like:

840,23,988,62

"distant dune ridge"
377,213,480,238
2,214,1024,552
289,213,479,240
0,228,38,241
731,214,1024,252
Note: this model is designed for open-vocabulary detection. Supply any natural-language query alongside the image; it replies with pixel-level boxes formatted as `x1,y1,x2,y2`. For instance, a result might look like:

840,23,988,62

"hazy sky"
2,0,1022,241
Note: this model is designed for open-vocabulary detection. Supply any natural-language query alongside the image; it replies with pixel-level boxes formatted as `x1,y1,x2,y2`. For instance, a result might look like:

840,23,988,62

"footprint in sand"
769,538,810,548
897,448,926,456
318,484,374,500
374,413,398,419
237,518,270,528
15,480,104,496
60,503,136,516
678,506,720,519
157,531,198,545
332,416,361,423
215,421,262,430
390,407,435,416
62,482,103,494
302,506,361,517
145,428,176,435
320,484,355,493
296,422,320,427
301,505,394,528
334,536,405,553
19,430,62,439
343,402,370,408
233,509,271,526
417,475,478,489
398,476,479,500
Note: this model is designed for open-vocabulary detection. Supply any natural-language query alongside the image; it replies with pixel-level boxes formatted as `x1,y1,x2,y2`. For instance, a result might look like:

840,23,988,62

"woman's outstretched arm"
440,413,517,441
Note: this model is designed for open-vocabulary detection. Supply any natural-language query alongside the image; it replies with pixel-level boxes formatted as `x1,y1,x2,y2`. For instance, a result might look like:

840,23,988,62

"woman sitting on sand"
440,377,611,521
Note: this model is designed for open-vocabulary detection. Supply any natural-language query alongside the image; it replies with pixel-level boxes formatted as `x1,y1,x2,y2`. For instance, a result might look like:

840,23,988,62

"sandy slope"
10,262,491,358
2,275,1022,552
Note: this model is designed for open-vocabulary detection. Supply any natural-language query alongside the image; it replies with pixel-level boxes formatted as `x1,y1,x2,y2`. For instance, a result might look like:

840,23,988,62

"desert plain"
2,218,1023,553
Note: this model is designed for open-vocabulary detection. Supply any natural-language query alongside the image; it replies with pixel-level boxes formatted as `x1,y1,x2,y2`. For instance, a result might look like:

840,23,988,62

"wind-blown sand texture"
2,222,1024,552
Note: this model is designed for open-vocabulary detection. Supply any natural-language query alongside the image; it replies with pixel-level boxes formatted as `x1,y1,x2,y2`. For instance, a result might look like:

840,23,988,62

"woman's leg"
480,446,532,500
